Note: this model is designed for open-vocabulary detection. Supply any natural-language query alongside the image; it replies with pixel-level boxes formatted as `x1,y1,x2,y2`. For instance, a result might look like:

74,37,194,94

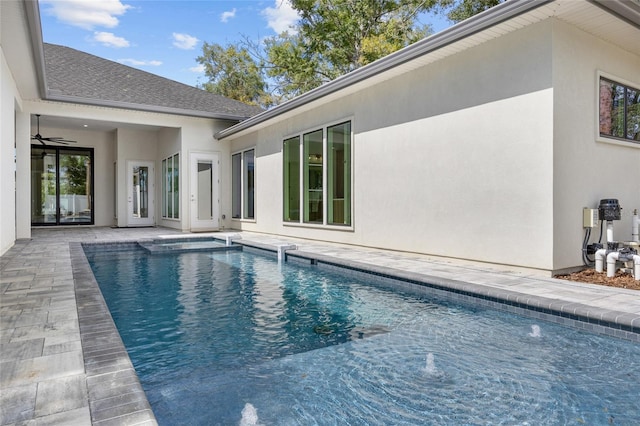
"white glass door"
127,161,154,226
190,152,219,231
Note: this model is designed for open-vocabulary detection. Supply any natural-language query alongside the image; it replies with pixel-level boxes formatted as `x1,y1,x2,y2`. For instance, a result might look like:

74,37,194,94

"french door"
31,145,94,225
189,152,219,231
127,161,155,226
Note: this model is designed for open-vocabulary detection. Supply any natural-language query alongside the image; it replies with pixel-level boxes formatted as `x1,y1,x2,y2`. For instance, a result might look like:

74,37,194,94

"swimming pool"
85,245,640,425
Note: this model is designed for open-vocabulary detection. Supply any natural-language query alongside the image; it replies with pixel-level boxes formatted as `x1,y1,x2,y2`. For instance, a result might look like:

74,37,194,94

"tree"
436,0,503,23
265,0,433,98
197,42,273,107
198,0,505,105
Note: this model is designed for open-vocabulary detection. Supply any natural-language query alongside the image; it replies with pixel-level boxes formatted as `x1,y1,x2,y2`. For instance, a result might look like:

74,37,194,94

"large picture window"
161,153,179,219
283,120,352,227
31,146,94,225
599,77,640,142
232,148,255,220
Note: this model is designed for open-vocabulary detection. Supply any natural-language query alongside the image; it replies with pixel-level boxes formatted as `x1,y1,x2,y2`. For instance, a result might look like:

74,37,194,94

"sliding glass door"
31,146,94,225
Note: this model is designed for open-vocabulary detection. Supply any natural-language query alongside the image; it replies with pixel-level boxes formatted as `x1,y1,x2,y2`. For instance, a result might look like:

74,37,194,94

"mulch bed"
555,268,640,290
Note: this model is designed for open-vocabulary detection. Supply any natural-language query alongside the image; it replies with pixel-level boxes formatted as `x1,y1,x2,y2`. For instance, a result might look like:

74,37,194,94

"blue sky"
39,0,452,88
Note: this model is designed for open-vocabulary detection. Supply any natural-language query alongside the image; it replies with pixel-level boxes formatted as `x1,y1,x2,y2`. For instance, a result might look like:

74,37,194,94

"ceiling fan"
31,114,77,145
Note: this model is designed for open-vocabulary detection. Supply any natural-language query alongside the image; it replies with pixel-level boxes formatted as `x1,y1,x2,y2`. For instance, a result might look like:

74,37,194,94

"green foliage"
198,0,503,105
437,0,503,23
197,42,272,107
266,0,432,97
60,155,88,195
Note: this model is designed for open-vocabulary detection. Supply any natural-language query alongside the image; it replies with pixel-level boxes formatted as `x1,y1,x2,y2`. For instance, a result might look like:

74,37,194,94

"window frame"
597,71,640,147
161,152,180,220
231,147,256,222
30,145,95,226
282,118,354,230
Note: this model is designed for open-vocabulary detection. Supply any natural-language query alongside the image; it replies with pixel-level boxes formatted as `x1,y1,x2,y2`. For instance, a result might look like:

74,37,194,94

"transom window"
161,153,179,219
599,77,640,143
283,121,352,227
232,148,255,220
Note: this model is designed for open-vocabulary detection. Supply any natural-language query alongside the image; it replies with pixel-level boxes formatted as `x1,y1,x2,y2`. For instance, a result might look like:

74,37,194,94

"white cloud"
40,0,131,30
220,8,237,23
172,33,199,50
117,58,162,67
92,31,130,48
262,0,300,34
189,64,206,73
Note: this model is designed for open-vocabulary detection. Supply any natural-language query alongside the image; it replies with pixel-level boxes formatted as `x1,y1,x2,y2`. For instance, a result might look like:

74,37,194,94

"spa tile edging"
70,242,157,425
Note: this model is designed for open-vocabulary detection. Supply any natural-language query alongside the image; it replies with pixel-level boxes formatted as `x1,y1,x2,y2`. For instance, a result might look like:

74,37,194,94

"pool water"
85,247,640,425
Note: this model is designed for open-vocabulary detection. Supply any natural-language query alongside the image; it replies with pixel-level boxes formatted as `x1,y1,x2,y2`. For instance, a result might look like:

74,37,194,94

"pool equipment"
584,199,640,280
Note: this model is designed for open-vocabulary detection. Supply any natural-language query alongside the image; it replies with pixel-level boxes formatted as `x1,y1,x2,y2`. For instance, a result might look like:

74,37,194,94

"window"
327,122,351,225
232,148,255,220
161,153,179,219
283,120,352,227
31,146,94,225
303,130,323,223
283,137,300,222
599,77,640,142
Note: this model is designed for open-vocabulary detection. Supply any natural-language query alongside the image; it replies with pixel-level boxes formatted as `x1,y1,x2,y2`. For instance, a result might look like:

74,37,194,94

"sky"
39,0,452,88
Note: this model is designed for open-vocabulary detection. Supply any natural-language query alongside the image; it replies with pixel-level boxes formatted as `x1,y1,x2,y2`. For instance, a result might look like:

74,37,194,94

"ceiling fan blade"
45,138,77,144
32,114,77,144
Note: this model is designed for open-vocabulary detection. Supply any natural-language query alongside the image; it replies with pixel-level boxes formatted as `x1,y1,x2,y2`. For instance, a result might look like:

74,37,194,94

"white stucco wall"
228,20,557,271
552,20,640,271
0,50,18,255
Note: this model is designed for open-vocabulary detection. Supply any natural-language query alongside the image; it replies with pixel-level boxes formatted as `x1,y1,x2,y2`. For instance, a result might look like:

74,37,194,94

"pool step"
139,238,242,255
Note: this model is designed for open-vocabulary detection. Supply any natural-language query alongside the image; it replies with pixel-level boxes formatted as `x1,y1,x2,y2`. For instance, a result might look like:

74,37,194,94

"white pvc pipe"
606,251,619,278
606,221,614,246
634,255,640,281
595,249,607,273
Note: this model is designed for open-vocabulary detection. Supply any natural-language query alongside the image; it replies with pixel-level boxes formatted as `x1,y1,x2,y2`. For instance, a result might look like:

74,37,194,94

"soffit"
555,0,640,57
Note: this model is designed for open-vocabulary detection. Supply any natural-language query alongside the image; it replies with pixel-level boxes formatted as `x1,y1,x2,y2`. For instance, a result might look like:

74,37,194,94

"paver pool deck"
2,227,639,425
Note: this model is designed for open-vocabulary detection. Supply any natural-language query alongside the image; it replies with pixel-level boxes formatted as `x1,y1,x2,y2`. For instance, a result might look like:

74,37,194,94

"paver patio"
2,227,639,425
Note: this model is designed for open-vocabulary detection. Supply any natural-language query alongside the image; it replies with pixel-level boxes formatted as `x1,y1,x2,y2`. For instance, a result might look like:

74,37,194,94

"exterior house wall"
229,20,557,271
551,19,640,271
115,127,159,227
0,50,19,255
32,125,117,227
180,119,230,232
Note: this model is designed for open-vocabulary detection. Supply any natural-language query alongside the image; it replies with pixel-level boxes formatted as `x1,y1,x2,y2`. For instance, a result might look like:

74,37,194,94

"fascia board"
24,0,48,99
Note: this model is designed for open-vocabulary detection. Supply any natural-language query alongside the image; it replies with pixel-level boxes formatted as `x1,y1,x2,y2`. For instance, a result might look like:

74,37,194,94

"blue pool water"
85,246,640,425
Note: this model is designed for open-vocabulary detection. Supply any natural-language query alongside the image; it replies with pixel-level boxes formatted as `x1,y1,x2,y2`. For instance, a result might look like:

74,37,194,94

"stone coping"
70,243,157,425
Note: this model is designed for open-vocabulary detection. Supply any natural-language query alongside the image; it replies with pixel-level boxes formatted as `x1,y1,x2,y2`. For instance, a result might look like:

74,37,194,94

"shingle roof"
43,43,263,120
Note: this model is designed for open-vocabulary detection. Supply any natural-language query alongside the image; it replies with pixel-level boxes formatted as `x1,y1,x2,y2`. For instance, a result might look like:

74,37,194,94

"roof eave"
24,0,48,99
215,0,555,140
588,0,640,30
